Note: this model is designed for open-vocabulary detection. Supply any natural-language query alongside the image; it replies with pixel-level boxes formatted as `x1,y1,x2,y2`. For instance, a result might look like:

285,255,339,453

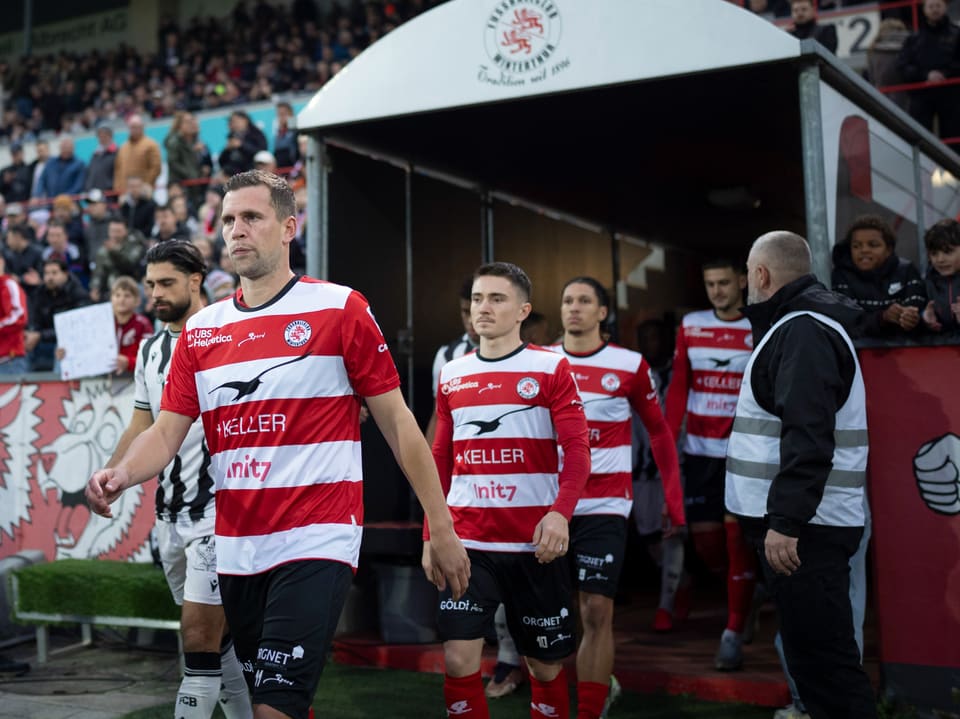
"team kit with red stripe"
551,342,685,598
161,276,399,716
665,310,752,521
432,344,587,659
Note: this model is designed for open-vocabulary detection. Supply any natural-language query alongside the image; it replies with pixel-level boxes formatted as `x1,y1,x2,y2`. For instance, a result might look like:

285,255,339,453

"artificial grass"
10,559,178,622
120,662,773,718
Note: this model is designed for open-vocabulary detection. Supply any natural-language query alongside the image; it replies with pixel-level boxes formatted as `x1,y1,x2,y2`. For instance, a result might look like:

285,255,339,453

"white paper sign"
53,302,118,380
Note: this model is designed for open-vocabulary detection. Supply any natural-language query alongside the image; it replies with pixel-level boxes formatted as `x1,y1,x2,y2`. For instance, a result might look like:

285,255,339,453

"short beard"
155,298,191,324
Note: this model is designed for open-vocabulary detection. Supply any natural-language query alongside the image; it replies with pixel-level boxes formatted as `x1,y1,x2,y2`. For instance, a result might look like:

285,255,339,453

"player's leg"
222,560,351,719
179,530,253,719
156,521,219,719
438,550,499,719
507,553,576,719
570,515,626,718
485,603,524,698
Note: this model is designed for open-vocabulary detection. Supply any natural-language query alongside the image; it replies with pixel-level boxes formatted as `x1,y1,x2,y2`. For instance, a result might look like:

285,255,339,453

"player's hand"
421,540,436,586
764,529,800,576
532,511,568,564
85,468,130,519
427,525,470,600
923,301,942,331
661,502,686,539
952,300,960,324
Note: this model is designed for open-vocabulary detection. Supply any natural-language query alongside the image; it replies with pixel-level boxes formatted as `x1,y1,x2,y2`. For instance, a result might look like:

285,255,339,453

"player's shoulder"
289,276,357,309
682,309,717,327
522,343,569,372
599,342,644,369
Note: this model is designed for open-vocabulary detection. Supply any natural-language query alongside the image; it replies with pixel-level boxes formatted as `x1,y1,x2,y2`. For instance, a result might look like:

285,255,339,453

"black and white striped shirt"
135,328,214,522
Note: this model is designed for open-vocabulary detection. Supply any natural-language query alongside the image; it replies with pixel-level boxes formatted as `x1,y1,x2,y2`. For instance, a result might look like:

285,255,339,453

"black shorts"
437,549,576,661
219,559,352,719
569,515,627,598
683,453,727,523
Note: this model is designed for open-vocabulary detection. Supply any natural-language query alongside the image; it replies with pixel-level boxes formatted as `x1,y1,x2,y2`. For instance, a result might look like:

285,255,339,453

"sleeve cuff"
766,514,801,538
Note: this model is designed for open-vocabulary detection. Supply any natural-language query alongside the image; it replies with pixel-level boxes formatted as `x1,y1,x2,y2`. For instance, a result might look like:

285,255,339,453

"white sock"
219,641,253,719
176,674,221,719
493,603,520,666
659,535,685,612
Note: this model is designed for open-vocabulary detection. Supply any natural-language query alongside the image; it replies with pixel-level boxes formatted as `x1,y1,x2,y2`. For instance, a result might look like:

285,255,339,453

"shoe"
653,608,673,632
772,704,810,719
599,675,621,718
485,661,525,698
713,632,743,671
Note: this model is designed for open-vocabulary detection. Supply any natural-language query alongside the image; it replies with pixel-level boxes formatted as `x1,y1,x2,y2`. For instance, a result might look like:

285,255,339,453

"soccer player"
87,170,470,719
425,262,591,719
104,241,251,719
664,259,757,670
553,277,684,719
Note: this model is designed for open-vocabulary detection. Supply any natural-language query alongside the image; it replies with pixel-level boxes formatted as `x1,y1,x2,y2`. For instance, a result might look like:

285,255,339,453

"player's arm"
104,407,154,469
663,324,690,443
535,361,591,564
632,358,685,530
86,410,194,518
366,388,469,599
423,346,446,445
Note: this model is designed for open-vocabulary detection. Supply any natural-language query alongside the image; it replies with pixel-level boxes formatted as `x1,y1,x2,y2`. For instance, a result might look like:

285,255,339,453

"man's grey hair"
751,231,811,283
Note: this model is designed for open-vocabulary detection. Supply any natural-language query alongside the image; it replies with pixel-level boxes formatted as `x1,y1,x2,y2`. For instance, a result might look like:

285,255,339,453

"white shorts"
155,516,221,606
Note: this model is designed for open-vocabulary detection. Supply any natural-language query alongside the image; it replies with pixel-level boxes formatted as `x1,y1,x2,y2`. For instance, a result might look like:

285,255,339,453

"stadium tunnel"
298,1,960,712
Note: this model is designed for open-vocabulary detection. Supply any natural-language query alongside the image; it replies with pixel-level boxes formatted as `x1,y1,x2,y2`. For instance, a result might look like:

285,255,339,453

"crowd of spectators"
0,0,446,144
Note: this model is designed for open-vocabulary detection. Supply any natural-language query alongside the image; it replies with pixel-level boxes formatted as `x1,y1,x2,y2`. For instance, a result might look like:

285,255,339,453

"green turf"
119,661,772,718
11,559,178,621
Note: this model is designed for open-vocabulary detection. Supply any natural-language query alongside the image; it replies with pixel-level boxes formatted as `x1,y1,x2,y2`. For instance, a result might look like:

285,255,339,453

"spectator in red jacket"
110,275,153,375
0,251,29,375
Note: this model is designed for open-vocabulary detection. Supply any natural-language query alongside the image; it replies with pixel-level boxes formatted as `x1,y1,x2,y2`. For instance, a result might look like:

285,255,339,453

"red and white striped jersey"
432,344,590,553
665,310,752,458
161,277,400,576
551,342,684,525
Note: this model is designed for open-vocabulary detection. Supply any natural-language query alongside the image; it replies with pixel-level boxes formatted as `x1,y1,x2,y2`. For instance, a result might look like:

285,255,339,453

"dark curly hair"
842,215,897,250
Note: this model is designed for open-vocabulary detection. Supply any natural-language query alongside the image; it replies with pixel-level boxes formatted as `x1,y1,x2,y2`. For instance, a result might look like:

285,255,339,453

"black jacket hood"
743,274,864,345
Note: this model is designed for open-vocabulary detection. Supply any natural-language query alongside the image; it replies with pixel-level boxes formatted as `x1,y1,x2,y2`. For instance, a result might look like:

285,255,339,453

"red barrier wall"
861,344,960,710
0,377,155,562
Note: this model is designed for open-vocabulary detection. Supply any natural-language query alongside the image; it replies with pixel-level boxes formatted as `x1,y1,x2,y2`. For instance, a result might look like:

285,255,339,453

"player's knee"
443,640,482,677
525,657,562,683
180,608,226,652
579,592,613,631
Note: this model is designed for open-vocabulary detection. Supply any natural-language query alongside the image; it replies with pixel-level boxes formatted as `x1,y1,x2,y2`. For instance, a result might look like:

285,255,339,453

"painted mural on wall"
0,377,154,562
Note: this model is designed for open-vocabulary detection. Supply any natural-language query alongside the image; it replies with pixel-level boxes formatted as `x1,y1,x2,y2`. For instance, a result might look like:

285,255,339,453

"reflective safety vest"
725,311,867,527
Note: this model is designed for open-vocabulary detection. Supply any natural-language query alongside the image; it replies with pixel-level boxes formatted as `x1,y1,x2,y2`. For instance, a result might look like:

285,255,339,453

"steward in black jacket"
741,274,863,534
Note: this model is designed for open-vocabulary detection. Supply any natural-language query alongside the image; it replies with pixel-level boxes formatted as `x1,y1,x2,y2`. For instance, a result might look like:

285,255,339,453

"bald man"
114,114,162,192
725,232,877,719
